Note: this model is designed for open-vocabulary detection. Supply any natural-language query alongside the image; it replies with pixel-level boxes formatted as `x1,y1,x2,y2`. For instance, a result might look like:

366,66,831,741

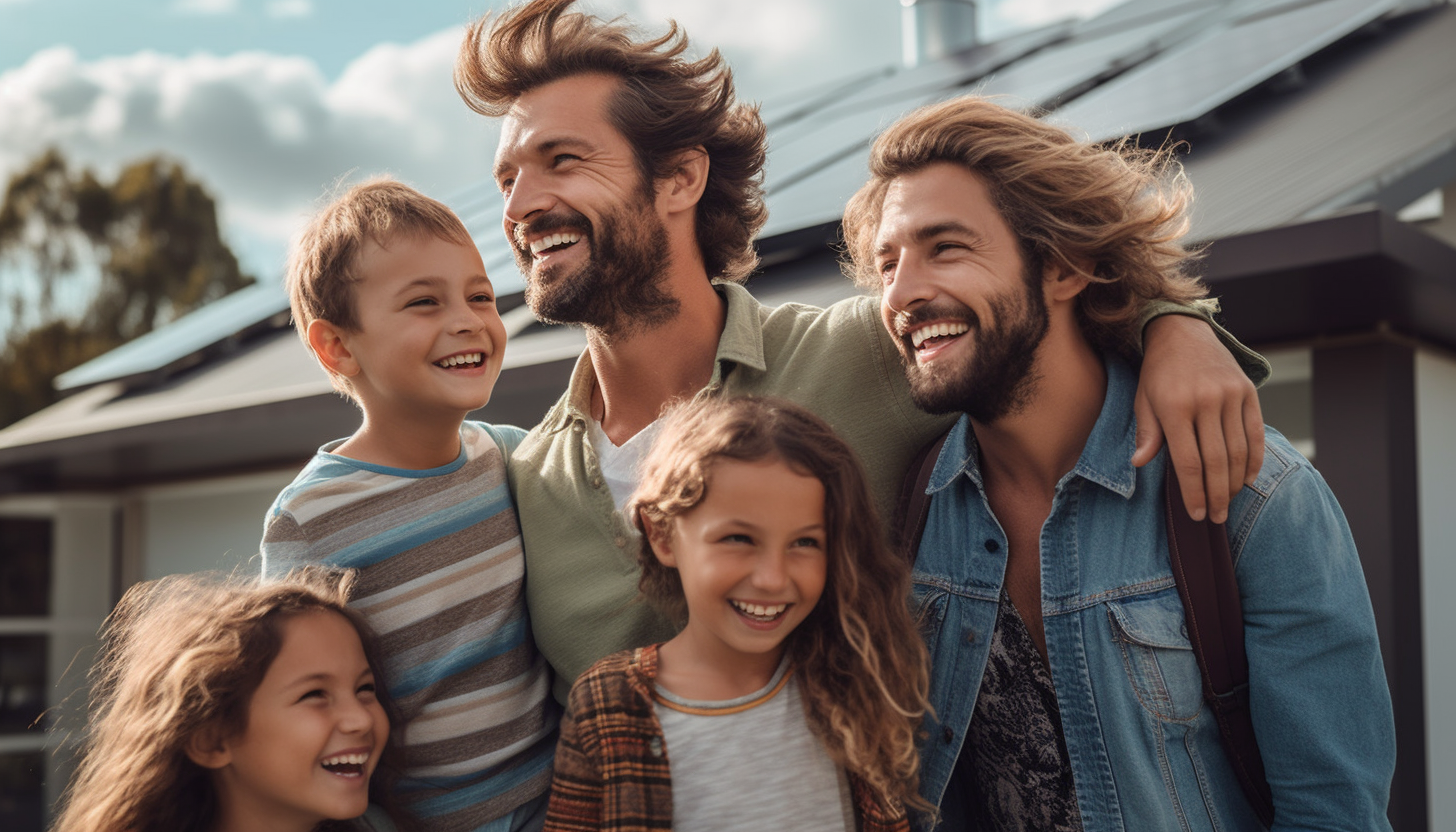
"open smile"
730,599,790,624
434,352,485,370
319,749,371,779
528,231,583,259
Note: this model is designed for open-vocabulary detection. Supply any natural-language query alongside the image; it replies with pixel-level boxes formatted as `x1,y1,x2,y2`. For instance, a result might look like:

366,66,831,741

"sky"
0,0,1119,288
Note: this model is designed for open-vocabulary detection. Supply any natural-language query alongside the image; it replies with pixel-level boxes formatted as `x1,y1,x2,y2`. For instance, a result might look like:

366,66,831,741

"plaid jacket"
544,644,909,832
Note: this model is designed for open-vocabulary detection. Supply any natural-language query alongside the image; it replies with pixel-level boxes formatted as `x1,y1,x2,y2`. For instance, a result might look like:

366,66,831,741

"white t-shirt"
588,416,665,513
652,660,855,831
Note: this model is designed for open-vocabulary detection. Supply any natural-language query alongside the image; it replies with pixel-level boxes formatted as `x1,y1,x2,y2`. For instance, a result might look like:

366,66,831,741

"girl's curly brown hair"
50,567,410,832
630,395,933,818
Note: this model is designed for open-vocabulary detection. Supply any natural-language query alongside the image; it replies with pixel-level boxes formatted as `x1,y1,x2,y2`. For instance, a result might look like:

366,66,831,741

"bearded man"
843,95,1394,832
455,0,1271,701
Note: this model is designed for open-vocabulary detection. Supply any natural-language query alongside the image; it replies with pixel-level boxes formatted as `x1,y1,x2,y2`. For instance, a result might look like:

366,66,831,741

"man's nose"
881,255,933,322
502,171,552,226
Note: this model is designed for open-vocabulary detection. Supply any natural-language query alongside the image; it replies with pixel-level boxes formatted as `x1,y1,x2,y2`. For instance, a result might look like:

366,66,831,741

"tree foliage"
0,148,253,427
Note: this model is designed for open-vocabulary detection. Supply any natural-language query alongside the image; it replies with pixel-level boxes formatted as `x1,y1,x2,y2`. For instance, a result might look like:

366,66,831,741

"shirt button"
984,539,1000,553
591,476,603,488
942,726,954,744
649,737,663,757
614,535,627,548
573,422,584,432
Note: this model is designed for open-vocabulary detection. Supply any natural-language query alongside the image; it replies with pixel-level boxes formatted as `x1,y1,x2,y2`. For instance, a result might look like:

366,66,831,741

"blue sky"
0,0,1117,287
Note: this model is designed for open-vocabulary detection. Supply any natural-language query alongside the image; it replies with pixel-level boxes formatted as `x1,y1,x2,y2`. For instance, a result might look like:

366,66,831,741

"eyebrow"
392,274,492,297
875,220,986,256
493,137,595,181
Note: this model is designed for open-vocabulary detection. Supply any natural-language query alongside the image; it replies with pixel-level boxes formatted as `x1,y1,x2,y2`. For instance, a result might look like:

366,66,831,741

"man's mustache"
513,209,593,253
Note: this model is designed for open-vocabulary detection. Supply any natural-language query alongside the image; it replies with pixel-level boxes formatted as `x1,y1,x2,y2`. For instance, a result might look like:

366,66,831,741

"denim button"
965,629,977,644
942,726,954,743
984,539,1000,553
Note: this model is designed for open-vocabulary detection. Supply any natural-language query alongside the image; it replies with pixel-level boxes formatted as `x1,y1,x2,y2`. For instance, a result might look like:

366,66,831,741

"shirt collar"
710,279,768,380
927,354,1140,499
538,279,766,433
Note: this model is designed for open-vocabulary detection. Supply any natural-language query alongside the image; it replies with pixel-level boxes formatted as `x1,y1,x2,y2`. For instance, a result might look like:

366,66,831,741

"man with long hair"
843,95,1394,831
455,0,1270,701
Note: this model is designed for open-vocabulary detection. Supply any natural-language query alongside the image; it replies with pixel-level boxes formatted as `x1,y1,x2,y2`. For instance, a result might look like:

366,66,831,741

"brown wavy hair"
50,568,409,832
455,0,767,282
631,396,933,818
287,177,475,399
843,95,1209,359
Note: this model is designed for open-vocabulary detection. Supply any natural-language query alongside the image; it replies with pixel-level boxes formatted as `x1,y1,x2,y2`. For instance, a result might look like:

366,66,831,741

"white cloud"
173,0,240,14
0,30,498,276
266,0,313,19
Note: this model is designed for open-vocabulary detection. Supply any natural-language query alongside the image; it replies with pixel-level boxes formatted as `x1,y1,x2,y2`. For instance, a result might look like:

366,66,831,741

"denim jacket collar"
926,355,1140,501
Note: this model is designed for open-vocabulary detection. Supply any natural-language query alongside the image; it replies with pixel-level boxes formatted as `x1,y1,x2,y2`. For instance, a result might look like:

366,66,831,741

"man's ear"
185,723,233,770
306,319,361,378
657,147,709,215
1044,257,1093,304
640,515,678,568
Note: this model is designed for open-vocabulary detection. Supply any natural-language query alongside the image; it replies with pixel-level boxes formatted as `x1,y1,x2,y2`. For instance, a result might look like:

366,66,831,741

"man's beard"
512,197,678,339
894,271,1049,424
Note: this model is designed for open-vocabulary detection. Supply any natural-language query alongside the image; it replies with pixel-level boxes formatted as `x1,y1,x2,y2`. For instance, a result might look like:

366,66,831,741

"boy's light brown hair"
286,178,475,398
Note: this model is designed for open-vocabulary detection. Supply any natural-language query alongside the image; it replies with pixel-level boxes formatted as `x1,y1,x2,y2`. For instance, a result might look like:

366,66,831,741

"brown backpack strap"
1164,472,1275,827
894,431,952,565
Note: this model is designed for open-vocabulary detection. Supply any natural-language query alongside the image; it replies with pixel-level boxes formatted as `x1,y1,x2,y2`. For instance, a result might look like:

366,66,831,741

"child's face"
656,457,828,673
342,233,507,423
210,610,388,832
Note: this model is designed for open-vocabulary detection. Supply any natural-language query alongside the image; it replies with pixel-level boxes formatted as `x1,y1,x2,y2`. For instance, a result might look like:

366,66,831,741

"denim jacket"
913,357,1394,832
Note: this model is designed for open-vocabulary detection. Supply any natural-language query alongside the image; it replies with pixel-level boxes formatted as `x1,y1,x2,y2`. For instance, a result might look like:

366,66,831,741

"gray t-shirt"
653,660,854,831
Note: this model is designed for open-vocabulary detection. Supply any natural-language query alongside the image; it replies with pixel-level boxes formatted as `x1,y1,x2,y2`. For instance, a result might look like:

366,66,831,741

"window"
0,519,51,618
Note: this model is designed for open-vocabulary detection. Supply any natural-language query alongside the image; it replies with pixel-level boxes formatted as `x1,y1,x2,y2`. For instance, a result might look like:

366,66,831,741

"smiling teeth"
436,352,482,368
529,232,582,255
909,322,970,349
731,600,787,619
321,752,370,766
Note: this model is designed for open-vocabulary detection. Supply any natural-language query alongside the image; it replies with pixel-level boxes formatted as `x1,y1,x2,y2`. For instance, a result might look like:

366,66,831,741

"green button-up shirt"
508,281,1268,701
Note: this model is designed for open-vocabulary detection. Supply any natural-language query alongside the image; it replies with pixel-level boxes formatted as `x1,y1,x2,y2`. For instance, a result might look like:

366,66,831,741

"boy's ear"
306,319,361,378
640,515,677,568
656,147,709,215
184,723,233,770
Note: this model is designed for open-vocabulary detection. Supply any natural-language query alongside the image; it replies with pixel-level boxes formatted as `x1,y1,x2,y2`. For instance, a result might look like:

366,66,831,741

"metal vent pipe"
901,0,979,67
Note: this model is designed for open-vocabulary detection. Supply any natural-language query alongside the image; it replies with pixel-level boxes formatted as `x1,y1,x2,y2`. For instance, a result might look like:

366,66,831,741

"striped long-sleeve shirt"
262,421,558,831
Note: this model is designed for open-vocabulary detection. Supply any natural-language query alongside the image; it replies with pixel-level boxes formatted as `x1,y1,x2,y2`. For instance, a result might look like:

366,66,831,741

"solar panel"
975,6,1218,110
55,279,291,391
1051,0,1398,142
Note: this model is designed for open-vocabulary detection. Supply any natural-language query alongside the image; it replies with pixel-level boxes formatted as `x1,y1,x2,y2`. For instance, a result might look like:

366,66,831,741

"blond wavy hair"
843,96,1209,359
631,396,933,818
455,0,767,282
50,568,406,832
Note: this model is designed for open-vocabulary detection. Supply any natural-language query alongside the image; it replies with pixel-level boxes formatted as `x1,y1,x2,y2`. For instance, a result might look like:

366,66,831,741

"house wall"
135,469,296,580
1416,347,1456,830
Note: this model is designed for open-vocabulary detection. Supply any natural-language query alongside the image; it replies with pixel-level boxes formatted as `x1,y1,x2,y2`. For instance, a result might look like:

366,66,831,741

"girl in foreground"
51,568,401,832
545,396,933,832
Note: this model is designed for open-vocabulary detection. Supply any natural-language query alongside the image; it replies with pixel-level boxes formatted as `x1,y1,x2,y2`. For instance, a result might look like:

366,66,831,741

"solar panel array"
66,0,1412,391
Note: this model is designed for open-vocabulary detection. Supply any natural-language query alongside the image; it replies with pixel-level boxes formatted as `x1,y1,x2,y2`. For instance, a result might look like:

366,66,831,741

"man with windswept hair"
843,95,1394,831
454,0,1270,706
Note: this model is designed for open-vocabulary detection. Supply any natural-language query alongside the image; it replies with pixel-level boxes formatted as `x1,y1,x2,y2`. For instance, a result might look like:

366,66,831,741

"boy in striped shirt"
261,178,557,832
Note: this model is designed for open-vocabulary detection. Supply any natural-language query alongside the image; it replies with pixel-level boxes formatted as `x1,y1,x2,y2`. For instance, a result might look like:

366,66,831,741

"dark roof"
4,0,1455,492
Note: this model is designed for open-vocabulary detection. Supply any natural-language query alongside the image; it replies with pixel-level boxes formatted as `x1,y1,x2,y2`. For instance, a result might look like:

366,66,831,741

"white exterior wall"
1417,347,1456,826
0,494,116,812
137,469,297,579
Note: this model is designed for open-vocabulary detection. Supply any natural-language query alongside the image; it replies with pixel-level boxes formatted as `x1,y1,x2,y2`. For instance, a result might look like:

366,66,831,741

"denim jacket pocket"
911,582,949,646
1106,592,1203,722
